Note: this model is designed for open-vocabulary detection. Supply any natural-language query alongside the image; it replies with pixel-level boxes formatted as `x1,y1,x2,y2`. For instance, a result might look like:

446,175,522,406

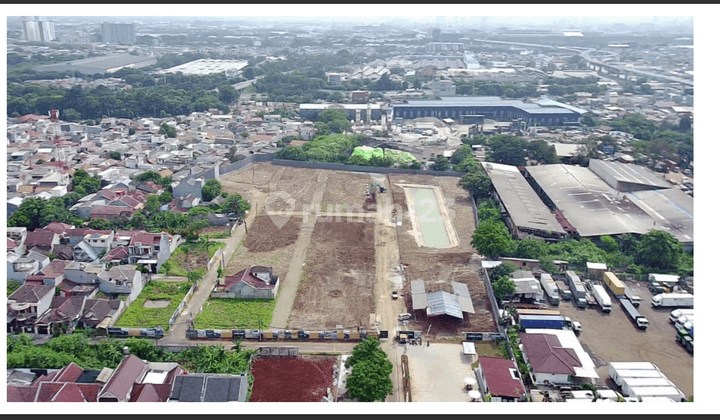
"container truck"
566,271,587,308
619,297,649,329
591,283,613,313
603,272,625,297
539,274,560,306
518,315,566,330
556,281,572,300
651,293,693,308
669,309,693,323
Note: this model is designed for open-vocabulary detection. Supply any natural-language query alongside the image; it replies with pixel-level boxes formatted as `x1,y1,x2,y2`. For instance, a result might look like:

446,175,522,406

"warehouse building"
482,162,567,240
389,96,581,126
524,160,693,250
158,59,248,76
34,54,157,75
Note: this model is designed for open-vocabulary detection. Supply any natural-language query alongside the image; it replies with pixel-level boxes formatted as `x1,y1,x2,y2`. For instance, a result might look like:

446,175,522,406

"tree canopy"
458,171,493,200
345,337,393,402
201,179,223,202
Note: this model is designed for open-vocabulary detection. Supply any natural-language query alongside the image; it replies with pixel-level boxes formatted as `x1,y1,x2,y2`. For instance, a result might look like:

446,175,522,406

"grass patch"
194,298,276,329
115,281,192,329
475,341,505,359
163,241,226,277
201,231,231,239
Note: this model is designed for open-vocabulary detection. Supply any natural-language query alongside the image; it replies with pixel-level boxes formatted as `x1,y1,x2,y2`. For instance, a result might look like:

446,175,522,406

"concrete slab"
407,342,476,402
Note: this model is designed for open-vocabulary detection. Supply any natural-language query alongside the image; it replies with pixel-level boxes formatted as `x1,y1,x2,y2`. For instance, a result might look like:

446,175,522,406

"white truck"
669,309,694,323
651,293,693,308
591,283,612,313
539,273,560,306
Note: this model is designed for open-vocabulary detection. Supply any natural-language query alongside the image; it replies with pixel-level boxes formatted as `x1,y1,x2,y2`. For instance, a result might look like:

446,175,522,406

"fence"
167,282,198,329
195,153,276,180
207,248,225,272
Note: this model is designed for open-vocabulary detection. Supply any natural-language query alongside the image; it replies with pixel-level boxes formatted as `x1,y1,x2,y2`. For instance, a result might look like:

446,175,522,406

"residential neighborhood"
5,9,700,413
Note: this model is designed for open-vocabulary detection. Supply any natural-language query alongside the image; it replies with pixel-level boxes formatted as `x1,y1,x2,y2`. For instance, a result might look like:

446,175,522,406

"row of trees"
7,332,254,376
454,80,540,99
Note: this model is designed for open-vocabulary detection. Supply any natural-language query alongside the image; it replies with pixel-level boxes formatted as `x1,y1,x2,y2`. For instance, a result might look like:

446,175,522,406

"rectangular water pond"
408,187,451,248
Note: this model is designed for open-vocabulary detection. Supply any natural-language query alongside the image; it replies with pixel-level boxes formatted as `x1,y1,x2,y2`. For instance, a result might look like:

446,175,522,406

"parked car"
392,291,399,300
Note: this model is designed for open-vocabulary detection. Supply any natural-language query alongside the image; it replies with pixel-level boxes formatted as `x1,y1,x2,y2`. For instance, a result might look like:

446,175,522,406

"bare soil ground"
223,217,303,283
249,355,339,402
220,162,278,198
386,174,495,337
558,280,693,399
199,225,231,236
321,171,373,210
400,252,497,336
244,215,302,253
273,166,321,211
288,219,376,330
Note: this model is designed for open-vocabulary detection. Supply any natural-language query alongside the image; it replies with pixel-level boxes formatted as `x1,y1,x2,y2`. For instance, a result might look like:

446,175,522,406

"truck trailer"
518,314,566,330
566,271,587,308
651,293,693,308
539,273,560,306
556,280,572,300
603,272,625,297
669,309,694,323
619,297,649,329
591,283,613,313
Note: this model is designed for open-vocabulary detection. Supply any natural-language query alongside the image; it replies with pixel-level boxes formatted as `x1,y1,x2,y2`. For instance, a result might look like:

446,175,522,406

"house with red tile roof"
98,355,187,402
212,266,279,299
126,232,171,273
476,357,526,402
519,332,582,385
35,296,87,335
24,229,60,255
90,205,134,221
7,284,55,334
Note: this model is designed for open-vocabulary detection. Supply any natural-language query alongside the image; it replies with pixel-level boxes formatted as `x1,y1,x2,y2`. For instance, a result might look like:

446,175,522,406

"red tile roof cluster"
519,333,581,375
477,357,525,399
129,232,163,246
8,362,101,403
220,267,275,291
25,229,57,248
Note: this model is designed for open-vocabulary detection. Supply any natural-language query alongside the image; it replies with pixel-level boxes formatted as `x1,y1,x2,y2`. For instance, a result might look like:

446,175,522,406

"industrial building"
34,54,157,75
158,59,248,76
482,162,567,240
101,22,136,44
299,103,385,122
410,280,475,320
524,160,693,249
389,97,581,126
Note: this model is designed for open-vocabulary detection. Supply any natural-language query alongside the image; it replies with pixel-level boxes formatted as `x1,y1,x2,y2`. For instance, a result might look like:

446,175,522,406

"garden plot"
194,298,275,330
115,281,191,329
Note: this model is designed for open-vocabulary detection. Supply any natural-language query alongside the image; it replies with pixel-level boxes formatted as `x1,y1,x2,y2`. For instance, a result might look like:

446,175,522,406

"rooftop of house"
478,356,525,399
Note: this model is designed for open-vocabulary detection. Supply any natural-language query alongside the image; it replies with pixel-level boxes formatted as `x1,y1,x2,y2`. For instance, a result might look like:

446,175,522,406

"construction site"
219,162,494,337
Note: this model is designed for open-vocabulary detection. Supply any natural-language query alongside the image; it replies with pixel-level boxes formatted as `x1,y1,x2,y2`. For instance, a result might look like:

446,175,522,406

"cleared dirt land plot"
388,174,476,254
250,355,339,402
557,280,693,398
272,166,321,211
320,171,373,209
244,215,302,253
220,162,278,196
223,217,303,287
288,219,376,330
400,252,497,336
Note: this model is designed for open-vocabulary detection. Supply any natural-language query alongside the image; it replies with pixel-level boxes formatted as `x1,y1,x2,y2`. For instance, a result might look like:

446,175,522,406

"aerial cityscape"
5,8,702,413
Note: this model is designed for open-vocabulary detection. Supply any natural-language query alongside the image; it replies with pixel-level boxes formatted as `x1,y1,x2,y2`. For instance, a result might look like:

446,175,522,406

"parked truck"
518,315,566,330
591,284,613,313
619,297,649,329
675,314,694,326
539,273,560,306
566,271,587,308
603,272,642,306
651,293,693,308
556,280,572,300
669,309,694,323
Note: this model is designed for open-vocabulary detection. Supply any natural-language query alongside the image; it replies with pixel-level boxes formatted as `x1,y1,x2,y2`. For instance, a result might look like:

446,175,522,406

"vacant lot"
162,241,226,277
244,214,302,253
407,342,476,402
250,355,339,402
321,171,373,210
115,281,191,329
273,166,321,211
288,219,376,330
557,279,693,399
194,298,275,330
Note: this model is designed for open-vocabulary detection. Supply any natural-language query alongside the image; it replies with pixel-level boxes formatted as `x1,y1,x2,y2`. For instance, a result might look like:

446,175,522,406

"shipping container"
603,272,626,297
539,273,560,305
518,314,566,330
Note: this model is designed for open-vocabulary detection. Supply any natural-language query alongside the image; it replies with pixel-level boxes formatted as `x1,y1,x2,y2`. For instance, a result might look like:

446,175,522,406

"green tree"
471,219,516,259
526,141,558,164
109,151,122,160
430,156,451,171
490,262,516,283
635,230,685,270
678,116,692,132
201,179,223,202
450,144,473,164
345,337,393,402
514,239,548,260
187,269,203,284
7,197,49,230
62,108,81,121
145,195,161,214
492,275,517,301
487,135,528,166
599,235,619,254
87,218,112,230
458,172,493,200
222,194,250,217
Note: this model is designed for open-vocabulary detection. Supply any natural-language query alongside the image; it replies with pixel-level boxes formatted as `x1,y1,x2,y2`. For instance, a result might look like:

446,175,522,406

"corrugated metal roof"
426,291,463,319
412,293,427,311
411,280,425,295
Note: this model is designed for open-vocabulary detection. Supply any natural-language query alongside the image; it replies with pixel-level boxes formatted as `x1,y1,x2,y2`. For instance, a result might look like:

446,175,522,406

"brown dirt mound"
244,215,302,253
249,356,338,402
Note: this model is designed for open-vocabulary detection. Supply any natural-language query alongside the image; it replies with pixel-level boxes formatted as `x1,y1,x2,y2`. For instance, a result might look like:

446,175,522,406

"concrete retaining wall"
272,159,466,177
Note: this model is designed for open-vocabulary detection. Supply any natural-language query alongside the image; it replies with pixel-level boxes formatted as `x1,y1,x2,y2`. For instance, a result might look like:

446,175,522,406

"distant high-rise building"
22,16,55,42
101,22,136,44
432,28,441,42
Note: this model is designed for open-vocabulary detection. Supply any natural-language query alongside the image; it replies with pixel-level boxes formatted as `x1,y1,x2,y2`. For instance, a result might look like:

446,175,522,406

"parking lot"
406,342,476,402
555,279,693,399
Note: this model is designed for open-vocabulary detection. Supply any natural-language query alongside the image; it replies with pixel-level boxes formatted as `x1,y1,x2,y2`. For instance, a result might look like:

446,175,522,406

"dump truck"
651,293,693,308
619,297,649,329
